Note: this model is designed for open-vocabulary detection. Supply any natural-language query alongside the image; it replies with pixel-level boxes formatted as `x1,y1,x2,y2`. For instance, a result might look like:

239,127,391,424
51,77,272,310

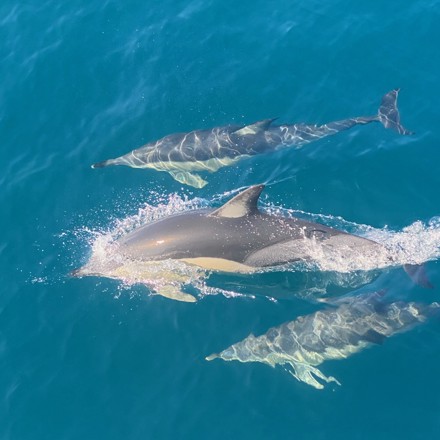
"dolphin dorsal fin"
209,185,265,218
233,118,276,136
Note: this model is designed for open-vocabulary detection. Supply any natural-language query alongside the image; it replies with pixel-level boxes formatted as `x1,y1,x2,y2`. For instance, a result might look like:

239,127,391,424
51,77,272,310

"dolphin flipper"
155,285,197,302
168,170,208,188
288,362,341,390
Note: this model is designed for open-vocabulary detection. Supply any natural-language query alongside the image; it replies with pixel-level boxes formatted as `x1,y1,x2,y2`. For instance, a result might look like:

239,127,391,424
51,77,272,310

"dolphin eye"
306,229,329,240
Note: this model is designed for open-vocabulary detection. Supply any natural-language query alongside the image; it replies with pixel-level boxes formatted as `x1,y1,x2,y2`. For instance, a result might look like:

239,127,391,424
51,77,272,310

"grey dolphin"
115,185,387,271
206,291,440,389
92,89,412,188
73,184,428,302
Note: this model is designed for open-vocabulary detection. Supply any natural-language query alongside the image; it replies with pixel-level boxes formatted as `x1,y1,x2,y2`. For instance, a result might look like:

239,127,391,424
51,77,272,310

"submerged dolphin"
92,89,412,188
73,185,428,302
206,291,440,389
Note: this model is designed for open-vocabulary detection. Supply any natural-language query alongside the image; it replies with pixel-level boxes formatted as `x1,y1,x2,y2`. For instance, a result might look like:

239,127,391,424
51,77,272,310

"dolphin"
206,291,440,389
72,185,429,302
92,89,412,188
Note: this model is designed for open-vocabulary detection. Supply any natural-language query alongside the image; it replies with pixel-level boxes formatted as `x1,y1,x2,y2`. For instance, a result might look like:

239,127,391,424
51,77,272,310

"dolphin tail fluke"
378,89,413,135
404,264,434,289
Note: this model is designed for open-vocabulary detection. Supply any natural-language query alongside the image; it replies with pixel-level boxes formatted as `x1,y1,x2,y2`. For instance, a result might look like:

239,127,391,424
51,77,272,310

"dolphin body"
206,291,440,389
73,185,426,302
92,89,411,188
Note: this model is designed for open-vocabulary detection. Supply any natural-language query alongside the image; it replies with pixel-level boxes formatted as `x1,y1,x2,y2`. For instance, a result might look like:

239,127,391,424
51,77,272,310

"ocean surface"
2,1,440,438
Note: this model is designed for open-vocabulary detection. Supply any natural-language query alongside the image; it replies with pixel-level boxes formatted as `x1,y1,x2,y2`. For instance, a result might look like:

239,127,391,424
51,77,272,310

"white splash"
261,203,440,273
364,218,440,265
74,194,208,302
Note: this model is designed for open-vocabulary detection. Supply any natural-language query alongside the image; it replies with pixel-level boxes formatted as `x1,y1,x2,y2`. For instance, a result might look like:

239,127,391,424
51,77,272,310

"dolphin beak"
206,347,236,361
69,267,84,278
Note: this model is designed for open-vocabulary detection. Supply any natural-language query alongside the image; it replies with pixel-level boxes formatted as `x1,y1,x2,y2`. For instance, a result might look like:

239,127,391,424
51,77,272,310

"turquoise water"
2,0,440,438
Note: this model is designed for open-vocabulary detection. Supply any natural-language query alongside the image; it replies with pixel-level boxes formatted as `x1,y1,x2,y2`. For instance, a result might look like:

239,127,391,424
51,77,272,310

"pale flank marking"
180,257,256,273
133,155,246,173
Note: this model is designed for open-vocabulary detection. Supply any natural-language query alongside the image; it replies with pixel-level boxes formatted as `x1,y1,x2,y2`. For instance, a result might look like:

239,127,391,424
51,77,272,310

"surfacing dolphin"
73,185,428,302
92,89,412,188
206,291,440,389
